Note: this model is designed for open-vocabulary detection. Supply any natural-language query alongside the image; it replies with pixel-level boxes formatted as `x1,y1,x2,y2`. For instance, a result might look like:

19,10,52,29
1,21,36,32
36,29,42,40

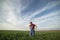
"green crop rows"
0,30,60,40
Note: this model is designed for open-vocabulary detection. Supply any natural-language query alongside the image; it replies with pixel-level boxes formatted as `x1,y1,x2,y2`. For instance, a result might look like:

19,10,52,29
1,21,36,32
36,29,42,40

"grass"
0,30,60,40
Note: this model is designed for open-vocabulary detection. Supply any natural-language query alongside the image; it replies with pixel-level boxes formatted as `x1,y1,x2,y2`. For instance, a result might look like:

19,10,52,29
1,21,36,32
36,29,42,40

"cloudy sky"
0,0,60,30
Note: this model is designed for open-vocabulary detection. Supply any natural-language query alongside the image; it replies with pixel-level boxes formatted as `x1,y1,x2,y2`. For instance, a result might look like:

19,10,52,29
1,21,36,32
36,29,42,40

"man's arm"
35,25,37,29
34,24,37,30
29,25,31,28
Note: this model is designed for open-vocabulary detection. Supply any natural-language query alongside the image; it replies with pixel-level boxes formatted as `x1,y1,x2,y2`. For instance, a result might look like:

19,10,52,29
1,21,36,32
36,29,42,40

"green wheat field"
0,30,60,40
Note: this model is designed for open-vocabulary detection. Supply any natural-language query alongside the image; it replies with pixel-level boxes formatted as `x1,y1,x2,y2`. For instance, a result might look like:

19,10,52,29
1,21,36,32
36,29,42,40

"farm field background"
0,30,60,40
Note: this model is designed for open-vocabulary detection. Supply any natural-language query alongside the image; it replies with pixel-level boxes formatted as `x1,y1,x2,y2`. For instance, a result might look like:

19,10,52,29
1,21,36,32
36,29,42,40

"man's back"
30,24,36,29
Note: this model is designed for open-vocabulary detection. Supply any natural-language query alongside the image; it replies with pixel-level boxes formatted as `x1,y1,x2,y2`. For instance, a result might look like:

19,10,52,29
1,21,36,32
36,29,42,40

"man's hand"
35,26,37,31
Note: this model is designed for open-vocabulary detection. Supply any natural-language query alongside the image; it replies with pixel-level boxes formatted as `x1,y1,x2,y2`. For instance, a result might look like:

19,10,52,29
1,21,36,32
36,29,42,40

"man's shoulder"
33,24,36,26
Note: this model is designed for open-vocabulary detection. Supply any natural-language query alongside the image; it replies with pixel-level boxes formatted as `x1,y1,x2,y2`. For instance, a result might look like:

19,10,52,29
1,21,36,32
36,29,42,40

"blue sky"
0,0,60,30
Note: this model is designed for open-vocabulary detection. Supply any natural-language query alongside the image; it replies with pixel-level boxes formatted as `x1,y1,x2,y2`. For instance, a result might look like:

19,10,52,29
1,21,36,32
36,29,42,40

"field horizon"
0,30,60,31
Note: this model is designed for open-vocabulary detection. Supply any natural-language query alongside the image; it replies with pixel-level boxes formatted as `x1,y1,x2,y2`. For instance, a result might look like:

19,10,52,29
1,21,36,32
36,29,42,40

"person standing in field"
29,22,37,36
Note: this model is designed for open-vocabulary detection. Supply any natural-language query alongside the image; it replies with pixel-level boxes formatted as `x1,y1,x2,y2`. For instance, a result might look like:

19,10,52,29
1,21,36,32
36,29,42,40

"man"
29,22,37,36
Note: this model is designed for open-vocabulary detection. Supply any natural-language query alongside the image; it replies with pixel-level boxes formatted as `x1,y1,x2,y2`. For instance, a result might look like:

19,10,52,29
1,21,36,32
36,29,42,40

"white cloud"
25,1,60,20
20,0,34,11
0,0,60,30
32,10,60,23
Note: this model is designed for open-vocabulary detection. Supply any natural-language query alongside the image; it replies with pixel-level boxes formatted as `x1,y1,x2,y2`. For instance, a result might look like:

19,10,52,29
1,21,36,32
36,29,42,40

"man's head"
30,22,33,24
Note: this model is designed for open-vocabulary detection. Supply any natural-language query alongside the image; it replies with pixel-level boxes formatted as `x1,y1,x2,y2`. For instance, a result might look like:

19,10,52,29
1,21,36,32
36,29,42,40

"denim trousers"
29,28,35,36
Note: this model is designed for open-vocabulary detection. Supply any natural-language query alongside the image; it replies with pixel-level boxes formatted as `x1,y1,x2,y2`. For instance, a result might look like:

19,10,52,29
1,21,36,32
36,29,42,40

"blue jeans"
29,28,35,36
